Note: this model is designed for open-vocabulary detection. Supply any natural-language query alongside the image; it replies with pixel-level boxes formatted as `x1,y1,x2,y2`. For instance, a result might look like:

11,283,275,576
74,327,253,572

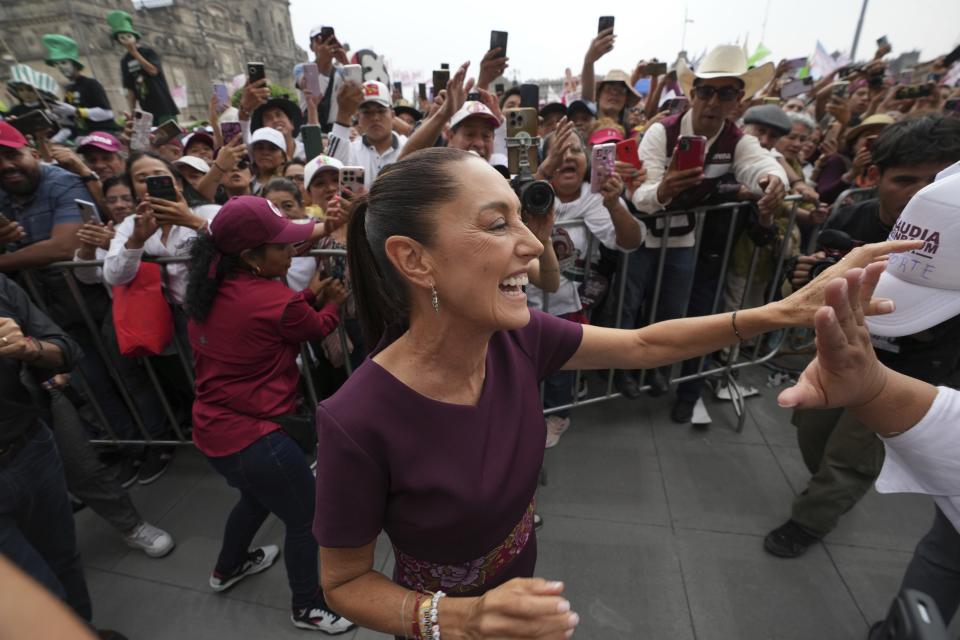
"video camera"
808,228,863,281
503,107,554,215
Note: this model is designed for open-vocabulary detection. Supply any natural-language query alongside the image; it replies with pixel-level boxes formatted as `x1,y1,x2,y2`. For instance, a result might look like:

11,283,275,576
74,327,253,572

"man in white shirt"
326,81,407,189
613,45,787,410
778,166,960,635
293,25,349,131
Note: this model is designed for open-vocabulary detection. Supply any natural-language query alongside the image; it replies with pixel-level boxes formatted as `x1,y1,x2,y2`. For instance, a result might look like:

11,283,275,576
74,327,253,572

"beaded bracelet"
429,591,447,640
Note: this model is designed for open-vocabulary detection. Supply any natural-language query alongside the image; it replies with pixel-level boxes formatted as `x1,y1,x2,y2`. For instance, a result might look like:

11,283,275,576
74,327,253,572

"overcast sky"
289,0,960,87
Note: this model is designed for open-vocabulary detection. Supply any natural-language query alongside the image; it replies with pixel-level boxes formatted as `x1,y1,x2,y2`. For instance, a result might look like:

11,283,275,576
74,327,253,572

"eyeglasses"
693,85,742,102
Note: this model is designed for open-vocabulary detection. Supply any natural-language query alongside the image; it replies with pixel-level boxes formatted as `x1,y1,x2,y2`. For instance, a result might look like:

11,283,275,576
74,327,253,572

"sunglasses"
693,85,742,102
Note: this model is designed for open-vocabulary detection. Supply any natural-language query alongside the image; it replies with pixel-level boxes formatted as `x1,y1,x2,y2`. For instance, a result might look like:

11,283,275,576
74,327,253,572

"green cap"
106,10,141,41
42,34,84,70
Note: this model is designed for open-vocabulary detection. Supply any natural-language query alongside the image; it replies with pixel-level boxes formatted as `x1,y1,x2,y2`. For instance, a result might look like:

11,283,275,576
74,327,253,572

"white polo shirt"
325,123,407,189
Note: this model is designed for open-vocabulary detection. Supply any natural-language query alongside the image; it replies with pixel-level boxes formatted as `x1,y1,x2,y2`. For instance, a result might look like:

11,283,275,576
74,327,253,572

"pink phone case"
590,143,616,193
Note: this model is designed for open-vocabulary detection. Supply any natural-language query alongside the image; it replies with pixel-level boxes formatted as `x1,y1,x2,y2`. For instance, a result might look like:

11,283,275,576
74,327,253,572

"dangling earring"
431,284,440,314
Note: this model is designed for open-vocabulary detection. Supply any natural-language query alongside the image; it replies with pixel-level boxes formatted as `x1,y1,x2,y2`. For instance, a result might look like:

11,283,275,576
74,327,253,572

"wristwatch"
79,172,100,183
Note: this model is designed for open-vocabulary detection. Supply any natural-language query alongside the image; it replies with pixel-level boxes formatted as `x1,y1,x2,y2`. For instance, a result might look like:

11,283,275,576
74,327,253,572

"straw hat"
677,45,774,100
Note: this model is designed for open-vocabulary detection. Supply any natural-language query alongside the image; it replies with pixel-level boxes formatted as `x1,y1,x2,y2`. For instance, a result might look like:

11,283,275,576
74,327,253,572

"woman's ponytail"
347,195,400,347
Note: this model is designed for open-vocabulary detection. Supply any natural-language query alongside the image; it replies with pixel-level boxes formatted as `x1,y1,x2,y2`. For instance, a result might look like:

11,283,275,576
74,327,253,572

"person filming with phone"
612,46,787,416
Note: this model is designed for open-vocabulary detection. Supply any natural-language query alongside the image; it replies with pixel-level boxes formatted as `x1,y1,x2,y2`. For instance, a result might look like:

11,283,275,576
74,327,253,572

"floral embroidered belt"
393,500,535,594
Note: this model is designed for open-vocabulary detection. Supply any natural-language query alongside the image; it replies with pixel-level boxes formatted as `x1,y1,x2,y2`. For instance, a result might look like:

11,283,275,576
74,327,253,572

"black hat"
539,102,567,119
251,98,303,137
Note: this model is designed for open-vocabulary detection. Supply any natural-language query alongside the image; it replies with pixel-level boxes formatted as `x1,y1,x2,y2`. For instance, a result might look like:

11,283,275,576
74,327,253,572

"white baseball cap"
304,154,344,189
250,127,286,152
450,101,500,129
360,81,392,108
173,155,210,174
866,167,960,337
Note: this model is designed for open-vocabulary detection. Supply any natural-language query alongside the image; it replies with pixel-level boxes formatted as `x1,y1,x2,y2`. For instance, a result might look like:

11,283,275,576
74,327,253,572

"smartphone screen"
590,143,616,193
393,81,402,94
645,62,668,76
220,121,242,145
598,16,614,34
302,63,321,96
495,83,505,95
490,30,508,58
440,63,450,70
75,199,99,224
519,83,539,109
145,175,177,202
831,81,849,98
418,82,427,100
247,62,266,84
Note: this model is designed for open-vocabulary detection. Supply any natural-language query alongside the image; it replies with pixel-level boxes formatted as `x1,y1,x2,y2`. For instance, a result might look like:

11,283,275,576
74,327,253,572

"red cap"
0,121,28,149
210,196,315,254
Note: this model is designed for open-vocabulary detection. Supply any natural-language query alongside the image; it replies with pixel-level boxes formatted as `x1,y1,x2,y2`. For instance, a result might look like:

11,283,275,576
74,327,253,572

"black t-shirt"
825,199,960,384
0,274,81,446
65,75,117,133
120,45,179,120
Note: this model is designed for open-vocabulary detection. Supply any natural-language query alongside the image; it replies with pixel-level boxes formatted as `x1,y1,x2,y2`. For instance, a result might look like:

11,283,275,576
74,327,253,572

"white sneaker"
544,415,571,449
209,545,279,592
291,600,356,634
124,522,175,558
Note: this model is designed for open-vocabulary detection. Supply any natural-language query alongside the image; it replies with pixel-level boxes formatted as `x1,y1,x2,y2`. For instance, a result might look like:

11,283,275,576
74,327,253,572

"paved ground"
76,363,947,640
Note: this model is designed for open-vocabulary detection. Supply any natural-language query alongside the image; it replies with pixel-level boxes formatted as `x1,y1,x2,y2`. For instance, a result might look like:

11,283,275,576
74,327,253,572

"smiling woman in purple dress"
313,146,914,639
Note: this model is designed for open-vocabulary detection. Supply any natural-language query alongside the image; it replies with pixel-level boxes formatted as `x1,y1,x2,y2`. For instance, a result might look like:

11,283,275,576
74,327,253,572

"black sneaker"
763,520,821,558
209,545,279,592
614,371,641,399
138,447,173,485
291,596,356,634
671,398,696,424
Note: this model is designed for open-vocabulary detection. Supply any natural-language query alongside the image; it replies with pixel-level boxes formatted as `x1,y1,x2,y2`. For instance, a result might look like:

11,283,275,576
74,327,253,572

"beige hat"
677,45,774,101
597,69,641,106
845,113,894,146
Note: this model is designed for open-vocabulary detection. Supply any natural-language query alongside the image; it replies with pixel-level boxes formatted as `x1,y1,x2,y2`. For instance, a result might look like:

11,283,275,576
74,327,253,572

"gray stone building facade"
0,0,305,119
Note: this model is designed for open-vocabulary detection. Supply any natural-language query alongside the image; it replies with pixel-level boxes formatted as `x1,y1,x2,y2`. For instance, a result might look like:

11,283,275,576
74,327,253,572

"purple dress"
313,310,583,596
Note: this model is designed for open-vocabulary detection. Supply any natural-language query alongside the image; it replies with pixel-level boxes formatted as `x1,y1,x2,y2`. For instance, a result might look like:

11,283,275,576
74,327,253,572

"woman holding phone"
313,147,912,638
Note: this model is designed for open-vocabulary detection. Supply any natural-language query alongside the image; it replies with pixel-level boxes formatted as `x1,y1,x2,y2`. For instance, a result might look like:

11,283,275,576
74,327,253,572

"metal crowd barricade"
539,196,804,432
23,248,349,447
25,198,809,446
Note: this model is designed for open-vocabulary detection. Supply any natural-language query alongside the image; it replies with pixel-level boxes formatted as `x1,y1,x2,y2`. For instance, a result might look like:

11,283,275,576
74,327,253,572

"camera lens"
520,180,555,215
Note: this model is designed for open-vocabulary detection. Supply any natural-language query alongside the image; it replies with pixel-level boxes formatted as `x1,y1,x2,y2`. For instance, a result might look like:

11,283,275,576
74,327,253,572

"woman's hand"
310,275,348,307
77,221,115,252
600,172,625,209
775,239,922,325
523,205,556,247
778,264,890,410
463,577,579,639
148,189,204,230
126,202,158,249
0,218,25,245
214,135,247,173
538,117,575,179
825,96,851,127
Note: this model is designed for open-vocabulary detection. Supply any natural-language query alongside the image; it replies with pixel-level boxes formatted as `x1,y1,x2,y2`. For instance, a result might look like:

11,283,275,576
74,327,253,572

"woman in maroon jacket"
183,195,354,634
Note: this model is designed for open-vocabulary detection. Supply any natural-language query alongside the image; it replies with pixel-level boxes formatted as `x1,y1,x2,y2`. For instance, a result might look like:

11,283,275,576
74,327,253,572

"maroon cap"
210,195,315,254
77,132,123,154
183,130,215,150
0,121,28,149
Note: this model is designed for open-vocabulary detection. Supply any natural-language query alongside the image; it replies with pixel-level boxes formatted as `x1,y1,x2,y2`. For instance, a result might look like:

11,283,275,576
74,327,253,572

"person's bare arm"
123,42,159,76
397,62,469,161
563,240,918,371
0,223,82,272
580,28,614,104
0,556,97,640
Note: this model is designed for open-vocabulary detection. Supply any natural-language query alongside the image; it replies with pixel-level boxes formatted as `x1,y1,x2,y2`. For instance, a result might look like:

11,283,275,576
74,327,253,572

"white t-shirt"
875,386,960,532
527,183,640,317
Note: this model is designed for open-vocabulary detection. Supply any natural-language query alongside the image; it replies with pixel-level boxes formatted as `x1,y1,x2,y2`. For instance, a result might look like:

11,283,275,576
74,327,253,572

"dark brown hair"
347,147,473,347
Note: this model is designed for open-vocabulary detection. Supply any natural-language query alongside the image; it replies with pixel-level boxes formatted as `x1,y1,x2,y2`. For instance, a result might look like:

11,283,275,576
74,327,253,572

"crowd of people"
2,8,960,639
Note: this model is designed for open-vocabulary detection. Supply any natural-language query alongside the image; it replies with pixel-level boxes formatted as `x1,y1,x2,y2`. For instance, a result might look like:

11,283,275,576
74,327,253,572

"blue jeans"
207,430,318,608
0,424,92,621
